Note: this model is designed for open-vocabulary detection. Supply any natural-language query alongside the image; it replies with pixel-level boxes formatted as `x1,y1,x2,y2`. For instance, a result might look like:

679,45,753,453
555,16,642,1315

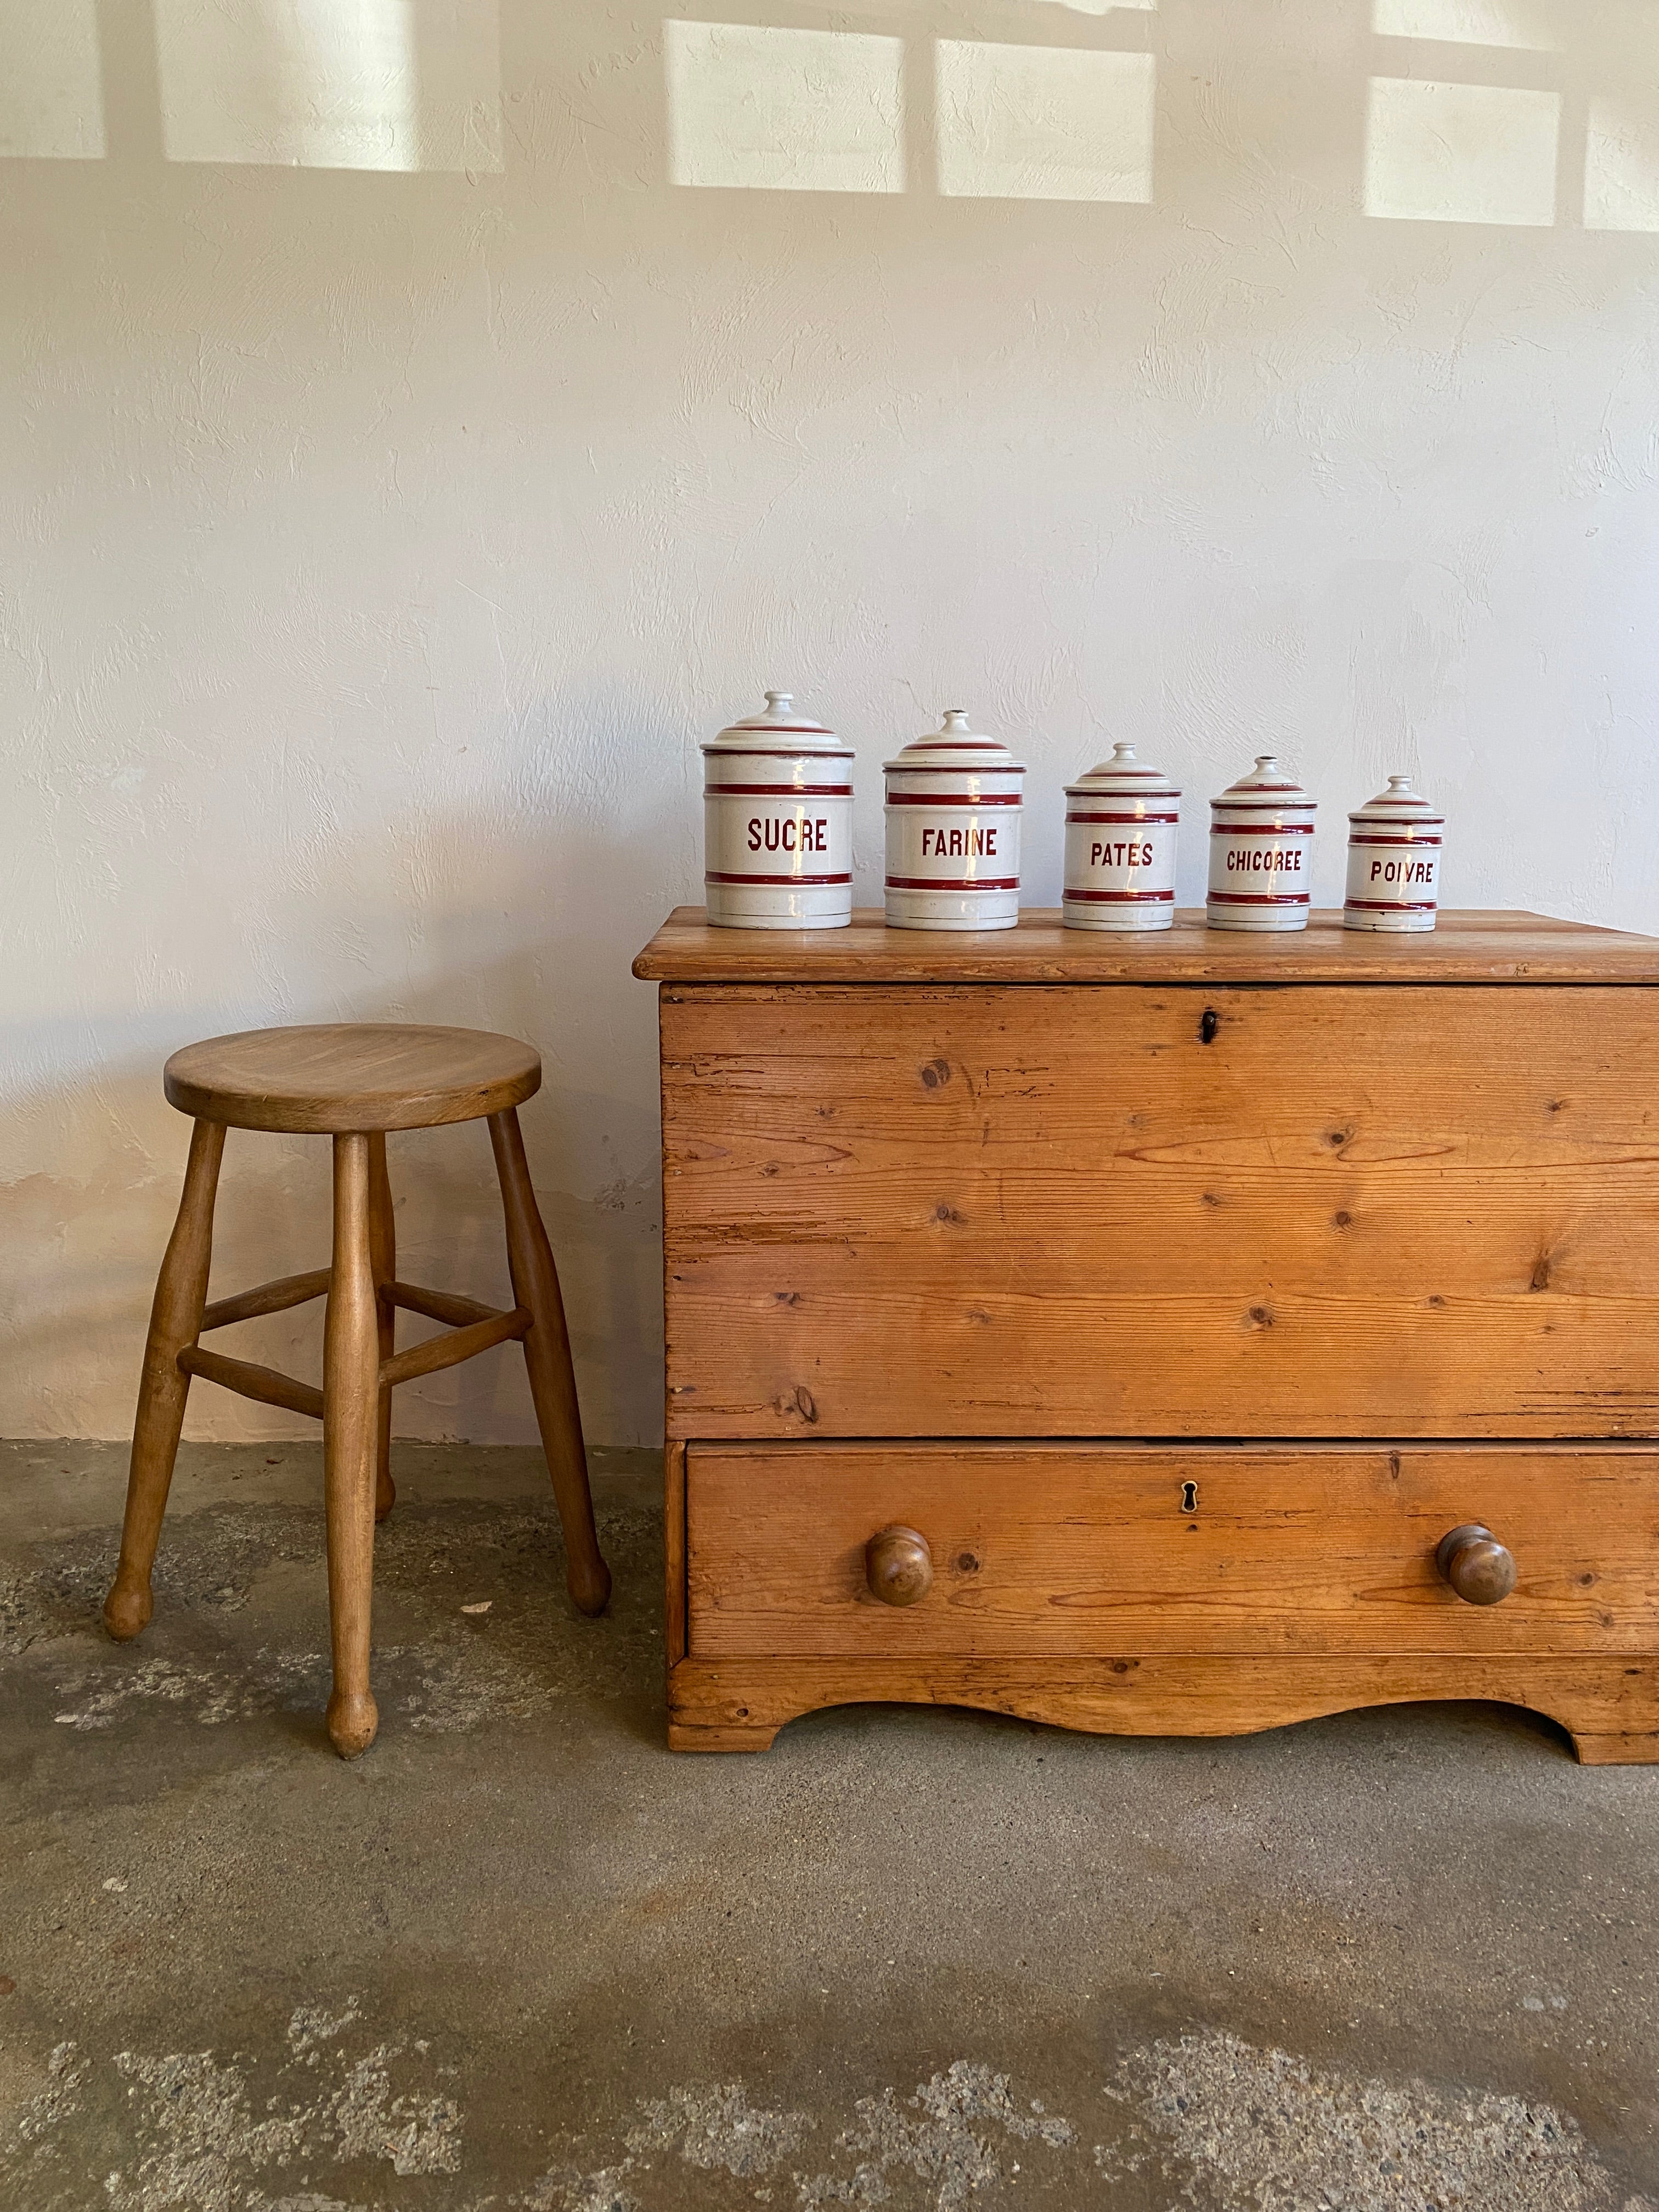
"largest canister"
701,691,854,929
883,709,1025,932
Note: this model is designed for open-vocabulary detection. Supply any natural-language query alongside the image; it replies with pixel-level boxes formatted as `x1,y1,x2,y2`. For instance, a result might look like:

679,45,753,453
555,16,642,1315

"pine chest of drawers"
633,909,1659,1764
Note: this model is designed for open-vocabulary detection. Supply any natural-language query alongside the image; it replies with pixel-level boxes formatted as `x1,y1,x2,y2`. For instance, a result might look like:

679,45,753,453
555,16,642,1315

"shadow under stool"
103,1023,612,1757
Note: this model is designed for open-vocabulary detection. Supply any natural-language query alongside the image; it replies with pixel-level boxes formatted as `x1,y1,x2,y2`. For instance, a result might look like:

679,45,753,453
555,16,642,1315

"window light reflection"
935,41,1155,202
0,0,103,159
1585,94,1659,231
1372,0,1559,51
155,0,503,173
665,21,905,193
1365,75,1559,224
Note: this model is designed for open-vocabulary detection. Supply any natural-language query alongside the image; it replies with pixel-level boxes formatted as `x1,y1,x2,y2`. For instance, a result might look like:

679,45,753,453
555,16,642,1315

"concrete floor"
1,1441,1656,2211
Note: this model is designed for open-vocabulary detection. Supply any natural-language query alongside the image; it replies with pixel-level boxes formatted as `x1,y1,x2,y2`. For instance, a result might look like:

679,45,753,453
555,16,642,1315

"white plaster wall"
5,0,1659,1444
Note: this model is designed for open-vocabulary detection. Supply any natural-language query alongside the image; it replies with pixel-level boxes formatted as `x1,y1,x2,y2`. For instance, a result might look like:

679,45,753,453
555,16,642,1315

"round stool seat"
164,1024,541,1134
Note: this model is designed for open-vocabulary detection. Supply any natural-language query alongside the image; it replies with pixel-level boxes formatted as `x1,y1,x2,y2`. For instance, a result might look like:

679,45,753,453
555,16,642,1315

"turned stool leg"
323,1132,382,1758
488,1108,611,1616
105,1119,227,1640
367,1132,397,1523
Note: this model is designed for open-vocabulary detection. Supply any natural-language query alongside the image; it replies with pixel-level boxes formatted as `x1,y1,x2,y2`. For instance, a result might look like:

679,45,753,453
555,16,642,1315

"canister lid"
1066,741,1180,800
703,691,850,755
884,709,1026,775
1211,754,1316,812
1349,773,1444,827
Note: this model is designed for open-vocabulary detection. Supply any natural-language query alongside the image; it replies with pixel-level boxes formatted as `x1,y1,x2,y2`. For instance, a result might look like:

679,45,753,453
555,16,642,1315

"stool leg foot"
368,1131,396,1524
326,1687,380,1761
324,1133,381,1758
105,1120,226,1642
489,1108,612,1617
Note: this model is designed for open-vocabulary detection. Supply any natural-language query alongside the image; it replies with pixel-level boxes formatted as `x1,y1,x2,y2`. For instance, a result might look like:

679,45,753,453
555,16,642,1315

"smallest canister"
1206,754,1317,932
1063,743,1180,932
1344,775,1444,932
884,710,1025,932
702,691,854,930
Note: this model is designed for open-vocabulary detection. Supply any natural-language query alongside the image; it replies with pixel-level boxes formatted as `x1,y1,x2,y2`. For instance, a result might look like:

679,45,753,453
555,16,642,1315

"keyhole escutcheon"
1181,1480,1199,1514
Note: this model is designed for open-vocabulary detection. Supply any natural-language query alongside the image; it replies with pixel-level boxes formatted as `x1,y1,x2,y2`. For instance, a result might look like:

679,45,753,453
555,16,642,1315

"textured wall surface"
5,0,1659,1444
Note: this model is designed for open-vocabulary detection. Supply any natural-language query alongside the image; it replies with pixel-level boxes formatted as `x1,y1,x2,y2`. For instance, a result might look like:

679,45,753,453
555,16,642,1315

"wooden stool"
103,1024,611,1758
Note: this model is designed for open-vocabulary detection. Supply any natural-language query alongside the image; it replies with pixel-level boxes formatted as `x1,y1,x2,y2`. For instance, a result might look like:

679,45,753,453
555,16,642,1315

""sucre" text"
748,816,829,853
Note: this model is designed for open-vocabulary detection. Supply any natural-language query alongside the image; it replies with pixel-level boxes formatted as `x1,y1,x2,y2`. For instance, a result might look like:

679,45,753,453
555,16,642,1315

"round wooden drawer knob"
866,1525,933,1607
1436,1523,1517,1607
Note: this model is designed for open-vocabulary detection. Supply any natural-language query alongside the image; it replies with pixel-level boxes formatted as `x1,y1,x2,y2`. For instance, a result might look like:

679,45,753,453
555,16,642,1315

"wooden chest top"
634,907,1659,985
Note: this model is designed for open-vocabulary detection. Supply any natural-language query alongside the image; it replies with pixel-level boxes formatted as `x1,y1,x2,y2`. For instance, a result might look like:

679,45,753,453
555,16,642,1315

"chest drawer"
662,983,1659,1440
685,1442,1659,1659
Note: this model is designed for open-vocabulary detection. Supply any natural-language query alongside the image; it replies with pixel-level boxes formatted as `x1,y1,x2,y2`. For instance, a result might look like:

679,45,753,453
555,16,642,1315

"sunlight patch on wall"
665,21,904,192
1365,76,1558,224
0,0,103,159
1372,0,1558,50
1585,94,1659,232
935,42,1154,202
1034,0,1156,14
154,0,503,172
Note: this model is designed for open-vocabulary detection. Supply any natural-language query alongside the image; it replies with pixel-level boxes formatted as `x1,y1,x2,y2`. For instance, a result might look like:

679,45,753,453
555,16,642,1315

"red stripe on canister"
1345,897,1438,912
710,748,849,763
1064,888,1176,904
1207,890,1312,905
887,792,1023,807
1066,811,1179,826
885,875,1020,891
706,871,851,886
1210,800,1316,813
1210,822,1314,836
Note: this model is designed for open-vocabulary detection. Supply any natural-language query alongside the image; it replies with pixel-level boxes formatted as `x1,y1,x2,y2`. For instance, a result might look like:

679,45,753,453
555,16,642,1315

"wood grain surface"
665,1651,1659,1762
177,1343,324,1421
103,1118,226,1641
164,1023,541,1133
491,1107,612,1618
322,1132,382,1758
686,1442,1659,1658
661,983,1659,1440
635,906,1659,985
665,1441,688,1667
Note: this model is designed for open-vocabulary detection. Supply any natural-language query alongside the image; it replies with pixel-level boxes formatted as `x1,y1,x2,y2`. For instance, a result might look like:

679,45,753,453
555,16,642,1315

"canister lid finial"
703,691,848,753
1349,772,1443,824
884,708,1025,774
1065,740,1180,798
1215,754,1313,808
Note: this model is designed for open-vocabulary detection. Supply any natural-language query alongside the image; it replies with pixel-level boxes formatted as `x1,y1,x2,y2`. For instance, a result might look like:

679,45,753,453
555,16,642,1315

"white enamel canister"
1344,775,1444,932
884,710,1025,932
702,692,854,929
1062,743,1180,932
1206,755,1317,932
